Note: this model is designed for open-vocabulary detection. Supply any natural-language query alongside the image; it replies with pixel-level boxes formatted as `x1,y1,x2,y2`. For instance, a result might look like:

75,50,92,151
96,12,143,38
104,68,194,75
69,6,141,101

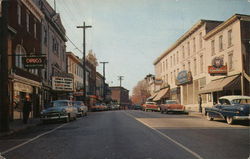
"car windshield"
53,101,69,107
231,99,250,104
166,100,178,104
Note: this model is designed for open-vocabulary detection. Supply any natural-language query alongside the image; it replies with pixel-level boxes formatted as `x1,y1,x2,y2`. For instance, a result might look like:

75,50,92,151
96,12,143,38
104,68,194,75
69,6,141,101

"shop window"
15,45,26,69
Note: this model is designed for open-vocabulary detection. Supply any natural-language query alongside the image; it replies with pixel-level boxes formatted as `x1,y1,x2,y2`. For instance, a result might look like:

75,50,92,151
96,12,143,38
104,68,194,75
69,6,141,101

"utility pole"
100,62,108,101
118,76,124,87
77,22,92,103
0,0,10,132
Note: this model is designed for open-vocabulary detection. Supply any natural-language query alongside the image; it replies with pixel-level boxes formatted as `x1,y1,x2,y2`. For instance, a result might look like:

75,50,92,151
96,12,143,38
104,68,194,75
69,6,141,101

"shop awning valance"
147,93,158,100
153,88,170,101
199,75,240,94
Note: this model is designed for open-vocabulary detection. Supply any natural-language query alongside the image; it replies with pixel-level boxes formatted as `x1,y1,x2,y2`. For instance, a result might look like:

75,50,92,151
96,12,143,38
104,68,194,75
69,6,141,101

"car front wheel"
226,116,234,125
206,113,213,121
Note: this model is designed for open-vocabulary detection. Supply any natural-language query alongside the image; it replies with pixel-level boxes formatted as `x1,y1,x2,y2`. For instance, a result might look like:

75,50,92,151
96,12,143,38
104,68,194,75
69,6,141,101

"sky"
47,0,250,94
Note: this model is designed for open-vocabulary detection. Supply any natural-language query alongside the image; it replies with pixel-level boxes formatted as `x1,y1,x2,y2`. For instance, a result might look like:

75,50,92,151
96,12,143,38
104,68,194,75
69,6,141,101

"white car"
73,101,88,117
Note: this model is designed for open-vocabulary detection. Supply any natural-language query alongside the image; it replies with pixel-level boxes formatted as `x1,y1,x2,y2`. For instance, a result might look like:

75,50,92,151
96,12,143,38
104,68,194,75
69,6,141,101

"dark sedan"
205,95,250,124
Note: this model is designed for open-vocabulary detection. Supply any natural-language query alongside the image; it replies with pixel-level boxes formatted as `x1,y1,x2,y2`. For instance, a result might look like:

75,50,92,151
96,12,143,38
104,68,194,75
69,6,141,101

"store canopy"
199,75,240,94
147,93,158,101
153,88,169,101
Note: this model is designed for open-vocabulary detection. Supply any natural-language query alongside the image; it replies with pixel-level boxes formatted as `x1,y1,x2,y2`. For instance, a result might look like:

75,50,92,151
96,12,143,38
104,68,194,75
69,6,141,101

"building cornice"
204,14,250,40
21,0,44,22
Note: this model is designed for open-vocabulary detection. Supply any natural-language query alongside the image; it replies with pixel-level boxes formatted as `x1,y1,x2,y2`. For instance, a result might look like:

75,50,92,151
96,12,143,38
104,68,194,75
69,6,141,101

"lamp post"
77,22,92,103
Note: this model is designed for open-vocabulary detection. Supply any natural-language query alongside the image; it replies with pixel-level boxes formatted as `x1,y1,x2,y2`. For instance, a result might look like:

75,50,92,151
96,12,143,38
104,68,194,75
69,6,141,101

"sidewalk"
0,118,41,137
188,111,205,118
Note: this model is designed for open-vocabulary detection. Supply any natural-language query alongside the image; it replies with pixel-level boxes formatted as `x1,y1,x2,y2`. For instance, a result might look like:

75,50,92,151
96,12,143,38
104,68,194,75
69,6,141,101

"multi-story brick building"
110,86,129,108
153,14,250,112
1,0,44,120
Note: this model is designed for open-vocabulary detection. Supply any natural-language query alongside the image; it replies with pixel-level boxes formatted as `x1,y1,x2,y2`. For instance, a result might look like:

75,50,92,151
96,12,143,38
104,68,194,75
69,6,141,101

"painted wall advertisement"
208,56,227,75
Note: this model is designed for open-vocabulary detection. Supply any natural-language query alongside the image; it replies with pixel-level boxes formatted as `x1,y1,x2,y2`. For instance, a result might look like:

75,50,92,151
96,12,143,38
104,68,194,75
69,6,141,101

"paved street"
0,110,249,159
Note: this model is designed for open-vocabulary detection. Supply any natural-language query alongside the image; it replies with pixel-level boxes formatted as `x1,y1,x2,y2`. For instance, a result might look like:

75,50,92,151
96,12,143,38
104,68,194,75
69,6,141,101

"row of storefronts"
149,14,250,112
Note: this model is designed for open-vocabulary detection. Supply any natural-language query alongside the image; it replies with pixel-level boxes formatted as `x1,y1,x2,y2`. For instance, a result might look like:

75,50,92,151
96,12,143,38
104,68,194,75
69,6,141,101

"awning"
199,75,240,94
153,88,169,101
147,93,158,100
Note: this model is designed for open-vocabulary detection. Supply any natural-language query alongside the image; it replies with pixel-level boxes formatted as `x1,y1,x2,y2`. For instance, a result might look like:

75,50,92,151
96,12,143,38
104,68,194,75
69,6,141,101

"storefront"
153,87,170,103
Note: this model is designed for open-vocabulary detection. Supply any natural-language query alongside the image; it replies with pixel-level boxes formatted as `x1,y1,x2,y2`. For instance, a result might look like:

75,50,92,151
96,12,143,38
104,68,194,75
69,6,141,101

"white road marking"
1,123,68,155
124,112,204,159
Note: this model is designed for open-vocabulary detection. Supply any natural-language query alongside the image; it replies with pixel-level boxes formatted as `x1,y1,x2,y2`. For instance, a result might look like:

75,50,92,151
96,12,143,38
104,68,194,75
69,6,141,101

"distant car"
41,100,77,123
159,100,185,114
133,105,142,110
205,95,250,125
73,101,88,117
142,102,160,112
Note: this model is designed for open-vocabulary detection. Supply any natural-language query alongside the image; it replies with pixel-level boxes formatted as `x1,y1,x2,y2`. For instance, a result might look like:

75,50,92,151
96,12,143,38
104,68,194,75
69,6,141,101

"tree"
131,80,151,105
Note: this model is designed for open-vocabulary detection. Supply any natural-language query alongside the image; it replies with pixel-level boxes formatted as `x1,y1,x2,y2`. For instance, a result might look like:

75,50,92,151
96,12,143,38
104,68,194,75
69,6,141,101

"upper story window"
219,35,223,51
182,46,185,59
170,56,172,67
173,54,175,65
0,0,2,17
165,59,168,71
44,28,47,45
34,20,37,38
26,12,30,32
211,40,215,56
177,51,179,64
193,37,196,53
15,45,26,69
228,29,232,47
188,61,191,71
199,32,203,49
200,55,204,73
187,42,190,56
17,4,21,25
193,58,197,75
228,52,233,71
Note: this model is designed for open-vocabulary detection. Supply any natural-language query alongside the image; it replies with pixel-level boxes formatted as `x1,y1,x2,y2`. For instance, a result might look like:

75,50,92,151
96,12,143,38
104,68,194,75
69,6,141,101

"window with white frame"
228,52,233,71
15,45,26,69
228,29,232,47
219,35,223,51
211,40,215,56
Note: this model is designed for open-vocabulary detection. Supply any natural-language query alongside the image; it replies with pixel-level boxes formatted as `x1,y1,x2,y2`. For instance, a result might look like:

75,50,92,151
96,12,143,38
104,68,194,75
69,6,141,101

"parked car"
73,101,88,117
40,100,77,123
142,102,160,112
159,100,186,114
205,95,250,124
133,105,142,110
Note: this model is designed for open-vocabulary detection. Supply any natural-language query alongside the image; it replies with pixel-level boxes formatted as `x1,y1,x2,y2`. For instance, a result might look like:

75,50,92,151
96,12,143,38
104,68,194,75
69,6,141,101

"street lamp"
77,22,92,103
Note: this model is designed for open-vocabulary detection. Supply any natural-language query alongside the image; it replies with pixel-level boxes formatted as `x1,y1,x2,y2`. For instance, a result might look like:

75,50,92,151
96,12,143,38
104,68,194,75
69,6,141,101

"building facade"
154,14,250,112
110,86,129,108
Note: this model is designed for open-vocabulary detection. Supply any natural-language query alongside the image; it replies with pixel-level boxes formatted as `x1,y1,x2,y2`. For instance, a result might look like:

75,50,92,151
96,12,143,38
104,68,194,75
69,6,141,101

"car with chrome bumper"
205,95,250,124
159,100,186,114
73,101,88,117
142,102,160,112
41,100,77,123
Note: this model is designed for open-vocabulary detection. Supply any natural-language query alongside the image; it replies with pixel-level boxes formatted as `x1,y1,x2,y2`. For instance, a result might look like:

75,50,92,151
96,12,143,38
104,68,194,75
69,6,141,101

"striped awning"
153,88,170,101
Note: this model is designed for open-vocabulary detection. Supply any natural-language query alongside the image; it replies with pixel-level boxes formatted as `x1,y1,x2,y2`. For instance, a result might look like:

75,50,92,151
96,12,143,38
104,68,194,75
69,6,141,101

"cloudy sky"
47,0,250,94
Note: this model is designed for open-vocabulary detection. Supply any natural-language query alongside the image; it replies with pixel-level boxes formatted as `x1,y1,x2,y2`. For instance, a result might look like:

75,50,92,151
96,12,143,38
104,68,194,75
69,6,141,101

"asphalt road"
0,110,249,159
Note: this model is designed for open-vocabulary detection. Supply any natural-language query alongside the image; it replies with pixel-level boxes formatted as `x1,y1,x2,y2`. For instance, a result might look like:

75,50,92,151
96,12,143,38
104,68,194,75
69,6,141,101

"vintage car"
133,105,142,110
90,103,106,111
205,95,250,124
41,100,77,123
73,101,88,117
159,100,185,114
142,102,160,112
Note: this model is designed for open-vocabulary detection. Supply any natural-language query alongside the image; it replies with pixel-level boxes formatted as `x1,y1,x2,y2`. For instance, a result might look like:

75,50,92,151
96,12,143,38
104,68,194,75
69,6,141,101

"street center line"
124,112,204,159
1,123,68,155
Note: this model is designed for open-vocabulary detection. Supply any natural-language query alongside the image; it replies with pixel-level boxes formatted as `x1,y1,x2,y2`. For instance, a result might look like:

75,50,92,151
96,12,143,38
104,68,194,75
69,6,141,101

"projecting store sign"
176,70,192,86
23,56,46,69
52,76,73,91
208,57,227,75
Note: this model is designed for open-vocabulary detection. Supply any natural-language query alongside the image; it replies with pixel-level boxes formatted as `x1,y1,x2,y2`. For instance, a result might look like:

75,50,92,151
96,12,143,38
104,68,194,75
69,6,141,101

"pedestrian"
23,95,32,124
198,94,202,113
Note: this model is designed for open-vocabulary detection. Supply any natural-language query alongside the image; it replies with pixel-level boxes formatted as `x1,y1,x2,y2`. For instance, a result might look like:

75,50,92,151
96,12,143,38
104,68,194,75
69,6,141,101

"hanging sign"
23,56,46,69
208,57,227,75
